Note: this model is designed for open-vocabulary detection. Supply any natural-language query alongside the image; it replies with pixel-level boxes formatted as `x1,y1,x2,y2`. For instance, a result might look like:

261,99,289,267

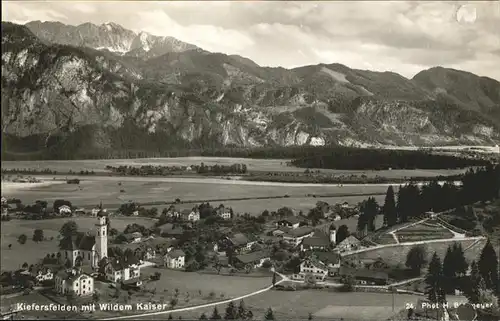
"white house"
105,257,141,283
165,249,185,269
91,206,107,217
58,205,72,216
293,258,328,282
59,216,108,269
217,206,232,220
31,267,53,283
276,217,302,229
55,269,94,296
181,209,200,222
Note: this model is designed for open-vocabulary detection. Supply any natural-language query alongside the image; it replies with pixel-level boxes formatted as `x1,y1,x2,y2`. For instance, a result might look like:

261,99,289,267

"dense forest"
290,148,491,170
362,164,500,234
106,162,248,176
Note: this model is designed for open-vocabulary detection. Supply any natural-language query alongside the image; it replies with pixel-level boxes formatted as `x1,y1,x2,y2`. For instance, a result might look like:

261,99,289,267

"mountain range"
2,20,500,159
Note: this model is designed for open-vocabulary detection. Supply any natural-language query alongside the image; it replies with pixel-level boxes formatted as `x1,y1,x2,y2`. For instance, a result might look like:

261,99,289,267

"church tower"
95,216,108,264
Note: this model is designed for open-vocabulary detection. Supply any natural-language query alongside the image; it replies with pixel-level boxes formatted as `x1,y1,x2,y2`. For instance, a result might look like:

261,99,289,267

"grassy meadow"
151,289,425,321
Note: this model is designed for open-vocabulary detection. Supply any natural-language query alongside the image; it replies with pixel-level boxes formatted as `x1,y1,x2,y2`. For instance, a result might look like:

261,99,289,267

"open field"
395,223,455,242
1,157,469,177
345,238,486,266
0,217,156,272
1,176,392,210
157,289,425,321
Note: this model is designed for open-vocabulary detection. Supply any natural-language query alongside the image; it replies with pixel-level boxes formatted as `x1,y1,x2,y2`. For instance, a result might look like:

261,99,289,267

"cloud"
1,1,499,80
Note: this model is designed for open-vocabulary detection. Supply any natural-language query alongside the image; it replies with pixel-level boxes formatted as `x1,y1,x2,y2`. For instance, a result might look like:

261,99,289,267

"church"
59,216,108,269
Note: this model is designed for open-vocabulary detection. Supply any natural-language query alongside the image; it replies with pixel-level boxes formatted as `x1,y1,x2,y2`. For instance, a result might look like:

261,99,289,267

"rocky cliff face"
2,21,500,159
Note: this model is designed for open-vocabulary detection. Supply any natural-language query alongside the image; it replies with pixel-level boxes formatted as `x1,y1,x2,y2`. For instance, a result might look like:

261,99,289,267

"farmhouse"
336,235,361,252
105,256,141,283
340,267,389,285
59,216,108,269
300,234,330,251
54,269,94,296
276,216,303,229
233,250,271,269
281,227,314,246
226,233,258,253
181,209,200,222
1,196,6,205
313,252,341,276
165,249,186,269
294,258,328,282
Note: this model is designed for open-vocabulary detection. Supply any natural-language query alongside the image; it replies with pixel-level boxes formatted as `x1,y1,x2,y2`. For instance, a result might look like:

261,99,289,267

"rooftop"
235,250,270,264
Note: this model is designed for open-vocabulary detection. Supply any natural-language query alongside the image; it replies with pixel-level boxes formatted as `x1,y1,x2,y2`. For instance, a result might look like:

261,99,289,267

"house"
91,204,107,217
165,205,180,217
181,209,200,222
227,233,258,253
54,269,94,296
74,208,86,216
132,210,139,216
31,267,54,283
216,206,232,220
58,205,72,216
105,256,141,283
281,227,314,246
340,267,389,285
313,252,341,276
164,249,185,269
276,216,303,229
336,235,361,252
0,197,6,205
426,211,437,219
293,258,328,282
58,216,108,268
331,214,341,221
300,231,332,251
340,202,350,209
130,232,143,243
233,251,271,269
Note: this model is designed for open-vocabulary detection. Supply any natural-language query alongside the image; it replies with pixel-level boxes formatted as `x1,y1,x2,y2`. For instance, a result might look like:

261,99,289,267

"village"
0,195,380,313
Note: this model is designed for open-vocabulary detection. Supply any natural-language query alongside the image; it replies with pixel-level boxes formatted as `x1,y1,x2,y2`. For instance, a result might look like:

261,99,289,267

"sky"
2,1,500,80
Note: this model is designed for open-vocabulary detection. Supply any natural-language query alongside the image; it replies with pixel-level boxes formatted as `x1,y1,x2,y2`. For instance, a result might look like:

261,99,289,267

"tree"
308,313,313,320
272,272,277,286
210,307,222,320
383,186,398,226
32,229,44,242
75,256,83,267
478,240,498,290
360,197,379,231
442,246,456,294
224,301,238,319
425,252,446,304
92,291,100,303
200,313,208,320
65,259,72,269
8,244,12,250
264,307,275,320
18,234,27,245
60,221,78,238
405,245,427,276
451,243,468,277
237,300,248,320
168,314,173,320
336,225,349,244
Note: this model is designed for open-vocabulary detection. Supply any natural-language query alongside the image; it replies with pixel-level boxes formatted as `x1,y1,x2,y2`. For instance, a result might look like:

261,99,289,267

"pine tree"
210,307,222,320
452,243,469,277
224,301,238,320
405,245,427,276
465,261,484,304
168,314,173,320
237,300,247,320
442,246,456,294
396,185,408,223
383,186,398,226
264,307,275,320
425,252,446,304
478,240,499,289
